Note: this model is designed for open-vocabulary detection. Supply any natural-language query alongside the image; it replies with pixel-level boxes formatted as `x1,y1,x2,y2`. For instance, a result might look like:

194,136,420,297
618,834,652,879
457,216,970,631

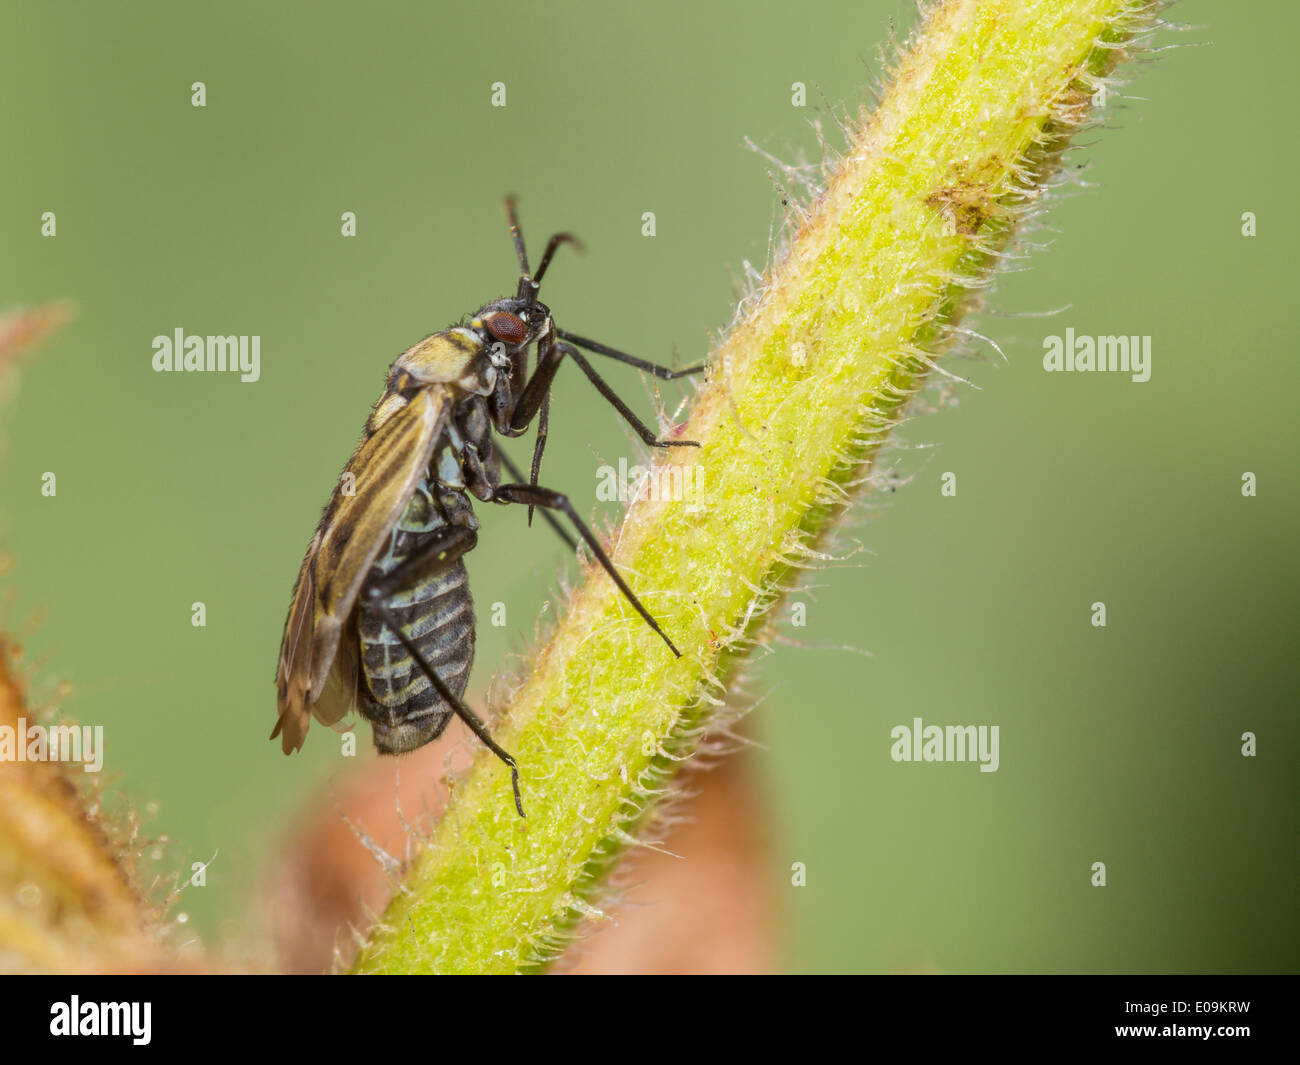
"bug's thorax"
391,329,494,391
368,297,556,437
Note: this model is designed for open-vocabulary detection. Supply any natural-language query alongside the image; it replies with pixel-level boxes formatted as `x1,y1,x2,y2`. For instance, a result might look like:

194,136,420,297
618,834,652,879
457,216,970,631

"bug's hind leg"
491,481,683,658
363,527,524,818
367,524,477,595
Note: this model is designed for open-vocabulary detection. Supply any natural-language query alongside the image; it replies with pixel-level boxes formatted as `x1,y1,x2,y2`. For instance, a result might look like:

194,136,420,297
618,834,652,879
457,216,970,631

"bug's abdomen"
356,482,476,753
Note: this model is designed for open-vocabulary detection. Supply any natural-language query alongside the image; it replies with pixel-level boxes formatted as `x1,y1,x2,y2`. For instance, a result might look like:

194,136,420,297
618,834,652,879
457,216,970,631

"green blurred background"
0,0,1294,973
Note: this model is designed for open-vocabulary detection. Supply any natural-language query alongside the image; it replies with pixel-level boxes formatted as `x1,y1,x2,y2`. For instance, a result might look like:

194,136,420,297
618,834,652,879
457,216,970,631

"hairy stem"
0,641,162,972
353,0,1165,974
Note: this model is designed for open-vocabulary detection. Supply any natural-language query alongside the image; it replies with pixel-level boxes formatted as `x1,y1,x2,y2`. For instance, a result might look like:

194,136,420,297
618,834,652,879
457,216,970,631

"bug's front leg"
511,339,700,451
491,332,565,527
557,329,705,380
508,335,701,527
552,342,701,450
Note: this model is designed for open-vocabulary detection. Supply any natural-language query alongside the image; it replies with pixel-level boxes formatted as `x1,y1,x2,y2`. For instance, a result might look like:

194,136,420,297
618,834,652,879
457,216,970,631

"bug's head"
469,297,554,357
467,197,584,388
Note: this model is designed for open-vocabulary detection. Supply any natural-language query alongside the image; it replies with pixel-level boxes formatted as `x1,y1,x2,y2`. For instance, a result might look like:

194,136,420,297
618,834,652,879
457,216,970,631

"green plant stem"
353,0,1163,974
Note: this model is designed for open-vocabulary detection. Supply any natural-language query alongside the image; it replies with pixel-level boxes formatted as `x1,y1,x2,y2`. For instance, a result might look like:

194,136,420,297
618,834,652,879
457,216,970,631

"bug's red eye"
484,312,527,344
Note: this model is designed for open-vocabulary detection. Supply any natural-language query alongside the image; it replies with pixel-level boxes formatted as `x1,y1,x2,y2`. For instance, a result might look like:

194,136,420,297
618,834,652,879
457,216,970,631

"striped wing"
272,386,449,753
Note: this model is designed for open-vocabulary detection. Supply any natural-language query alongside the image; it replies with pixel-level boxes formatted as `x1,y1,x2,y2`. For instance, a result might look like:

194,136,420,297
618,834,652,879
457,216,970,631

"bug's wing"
271,540,321,753
272,549,362,753
272,388,448,753
315,618,359,727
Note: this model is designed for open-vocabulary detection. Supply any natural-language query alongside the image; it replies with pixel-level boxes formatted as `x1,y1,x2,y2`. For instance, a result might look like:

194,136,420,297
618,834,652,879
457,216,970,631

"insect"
271,198,703,816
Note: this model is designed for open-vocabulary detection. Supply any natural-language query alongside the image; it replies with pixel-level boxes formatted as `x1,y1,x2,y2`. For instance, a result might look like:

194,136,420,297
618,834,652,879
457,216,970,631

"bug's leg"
363,588,524,818
527,390,550,526
366,524,477,596
491,481,683,658
509,331,564,432
510,338,700,455
498,448,576,551
506,333,564,528
558,342,702,450
363,526,524,818
557,329,706,380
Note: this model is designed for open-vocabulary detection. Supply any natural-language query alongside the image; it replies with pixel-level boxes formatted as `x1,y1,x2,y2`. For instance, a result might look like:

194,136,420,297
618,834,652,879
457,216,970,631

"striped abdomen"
356,480,476,752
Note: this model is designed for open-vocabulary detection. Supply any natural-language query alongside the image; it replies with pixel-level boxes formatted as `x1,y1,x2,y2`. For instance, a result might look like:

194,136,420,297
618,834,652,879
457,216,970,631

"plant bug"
272,198,703,816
